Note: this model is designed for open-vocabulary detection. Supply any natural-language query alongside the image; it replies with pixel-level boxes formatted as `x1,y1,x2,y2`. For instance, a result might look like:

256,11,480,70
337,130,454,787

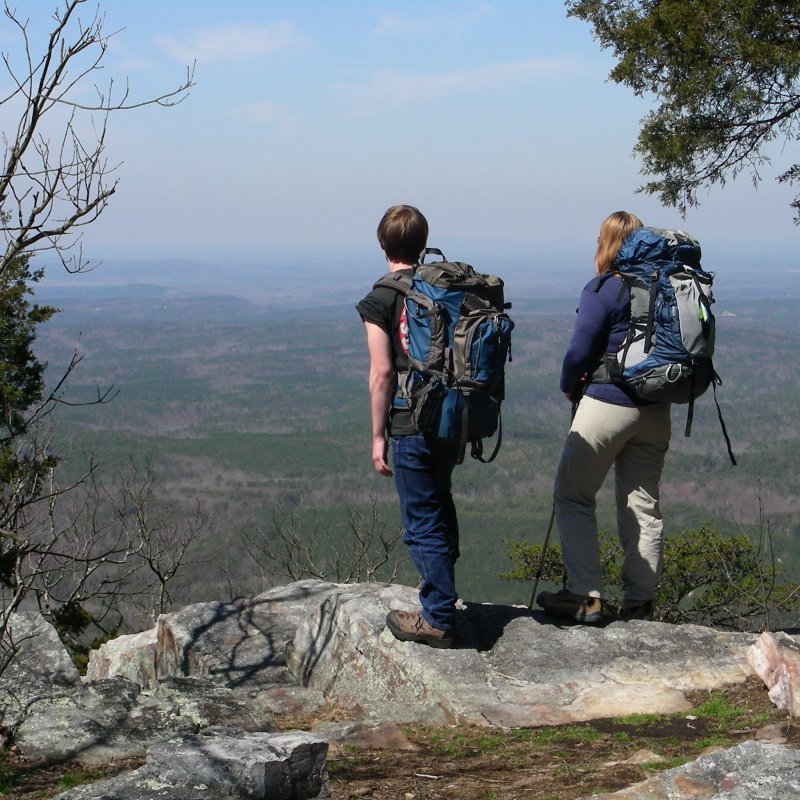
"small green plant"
514,727,566,746
326,756,362,776
692,693,746,725
509,728,544,744
692,734,736,750
509,723,602,746
643,755,688,771
613,712,662,726
472,734,506,754
560,724,602,743
502,525,800,631
0,757,17,793
57,768,106,791
427,729,474,758
747,711,772,727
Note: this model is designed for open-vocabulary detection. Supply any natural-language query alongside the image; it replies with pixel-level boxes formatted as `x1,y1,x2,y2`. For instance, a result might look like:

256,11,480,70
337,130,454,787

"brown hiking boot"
385,610,456,649
618,600,654,621
536,588,608,625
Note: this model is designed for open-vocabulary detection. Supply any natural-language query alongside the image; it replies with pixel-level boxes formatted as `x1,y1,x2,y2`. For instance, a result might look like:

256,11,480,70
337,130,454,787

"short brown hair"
594,211,644,274
377,205,428,265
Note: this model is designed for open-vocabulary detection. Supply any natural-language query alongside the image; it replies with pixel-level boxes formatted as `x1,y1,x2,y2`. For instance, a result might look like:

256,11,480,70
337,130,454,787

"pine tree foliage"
0,244,56,531
567,0,800,220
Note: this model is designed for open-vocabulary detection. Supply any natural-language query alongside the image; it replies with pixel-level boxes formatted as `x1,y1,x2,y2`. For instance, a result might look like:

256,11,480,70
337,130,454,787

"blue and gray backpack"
592,227,735,464
375,248,514,464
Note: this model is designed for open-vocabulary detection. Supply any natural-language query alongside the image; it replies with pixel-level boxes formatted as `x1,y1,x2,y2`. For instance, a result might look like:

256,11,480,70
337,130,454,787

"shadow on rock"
457,602,534,651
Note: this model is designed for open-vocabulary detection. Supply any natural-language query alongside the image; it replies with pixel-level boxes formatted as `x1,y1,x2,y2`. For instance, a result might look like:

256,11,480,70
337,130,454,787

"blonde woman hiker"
537,211,671,624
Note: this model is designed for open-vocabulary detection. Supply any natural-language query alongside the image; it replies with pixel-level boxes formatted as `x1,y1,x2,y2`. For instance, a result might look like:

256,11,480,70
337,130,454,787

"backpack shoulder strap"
373,270,414,294
592,271,629,303
592,271,616,292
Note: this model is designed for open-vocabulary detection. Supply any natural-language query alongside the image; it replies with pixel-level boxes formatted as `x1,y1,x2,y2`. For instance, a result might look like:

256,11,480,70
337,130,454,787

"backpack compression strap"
643,269,659,354
471,409,503,464
712,374,737,466
457,402,469,465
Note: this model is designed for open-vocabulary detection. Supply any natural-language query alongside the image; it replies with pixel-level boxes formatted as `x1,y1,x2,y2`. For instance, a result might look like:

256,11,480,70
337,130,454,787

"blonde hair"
594,211,644,274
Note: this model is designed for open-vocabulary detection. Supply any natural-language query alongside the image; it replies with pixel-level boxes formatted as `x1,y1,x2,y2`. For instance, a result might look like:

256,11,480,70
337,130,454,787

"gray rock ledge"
579,739,800,799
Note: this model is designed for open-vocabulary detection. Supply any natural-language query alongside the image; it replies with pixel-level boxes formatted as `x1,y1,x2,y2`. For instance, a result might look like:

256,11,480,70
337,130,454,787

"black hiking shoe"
618,600,654,621
385,610,457,649
536,588,608,625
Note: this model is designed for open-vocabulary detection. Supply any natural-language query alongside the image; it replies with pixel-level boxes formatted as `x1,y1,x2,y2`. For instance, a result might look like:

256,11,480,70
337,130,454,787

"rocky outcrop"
102,580,756,727
2,611,79,686
5,580,764,761
84,579,761,730
286,581,756,726
85,628,158,688
1,611,329,795
1,617,281,764
748,631,800,716
8,672,281,765
579,739,800,799
2,580,798,797
51,728,329,800
86,580,338,697
0,611,81,725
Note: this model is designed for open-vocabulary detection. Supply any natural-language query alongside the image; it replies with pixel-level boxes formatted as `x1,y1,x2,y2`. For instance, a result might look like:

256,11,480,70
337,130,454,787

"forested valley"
34,254,800,620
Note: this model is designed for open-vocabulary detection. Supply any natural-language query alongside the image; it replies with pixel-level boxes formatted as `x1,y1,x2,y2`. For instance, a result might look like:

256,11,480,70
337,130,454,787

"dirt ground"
0,677,797,800
321,678,798,800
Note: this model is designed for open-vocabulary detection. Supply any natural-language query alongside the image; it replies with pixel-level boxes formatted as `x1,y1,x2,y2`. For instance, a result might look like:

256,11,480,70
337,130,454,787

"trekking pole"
528,398,580,610
528,503,555,609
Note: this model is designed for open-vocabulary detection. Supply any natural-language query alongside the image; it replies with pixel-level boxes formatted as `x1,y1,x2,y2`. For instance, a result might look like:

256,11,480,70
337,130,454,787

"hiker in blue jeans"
356,205,460,648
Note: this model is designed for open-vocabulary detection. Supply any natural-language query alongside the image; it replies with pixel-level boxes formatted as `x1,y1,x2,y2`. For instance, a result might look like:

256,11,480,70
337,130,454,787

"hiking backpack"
592,227,736,464
375,248,514,464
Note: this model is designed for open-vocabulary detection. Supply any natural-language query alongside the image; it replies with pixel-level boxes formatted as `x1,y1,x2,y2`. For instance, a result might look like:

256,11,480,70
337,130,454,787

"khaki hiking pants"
553,395,671,605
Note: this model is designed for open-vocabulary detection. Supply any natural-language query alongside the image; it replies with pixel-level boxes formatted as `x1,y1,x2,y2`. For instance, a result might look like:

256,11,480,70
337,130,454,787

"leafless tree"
0,0,196,677
106,457,210,627
0,455,211,673
242,497,405,588
715,487,800,632
0,0,194,275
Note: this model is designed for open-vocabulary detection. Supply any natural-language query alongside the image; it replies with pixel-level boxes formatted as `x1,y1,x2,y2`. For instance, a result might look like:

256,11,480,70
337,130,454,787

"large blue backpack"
593,227,735,464
375,248,514,464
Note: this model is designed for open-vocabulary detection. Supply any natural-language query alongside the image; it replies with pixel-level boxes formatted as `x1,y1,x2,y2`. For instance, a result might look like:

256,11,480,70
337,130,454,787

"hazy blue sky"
8,1,800,262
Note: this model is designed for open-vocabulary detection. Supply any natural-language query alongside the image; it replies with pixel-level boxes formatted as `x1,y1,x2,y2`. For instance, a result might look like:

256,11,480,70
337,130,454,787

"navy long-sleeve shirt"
560,272,640,407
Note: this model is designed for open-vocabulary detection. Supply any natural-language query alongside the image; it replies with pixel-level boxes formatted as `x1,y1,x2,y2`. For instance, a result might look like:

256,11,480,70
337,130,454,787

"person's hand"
372,436,393,477
564,377,586,403
564,386,582,403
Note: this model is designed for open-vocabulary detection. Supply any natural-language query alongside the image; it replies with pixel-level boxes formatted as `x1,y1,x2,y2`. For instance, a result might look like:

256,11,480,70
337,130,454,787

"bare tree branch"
242,497,404,589
0,0,195,273
0,2,200,684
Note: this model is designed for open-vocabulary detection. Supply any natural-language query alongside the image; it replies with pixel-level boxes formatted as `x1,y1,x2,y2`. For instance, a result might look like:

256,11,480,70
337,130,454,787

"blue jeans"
391,433,460,631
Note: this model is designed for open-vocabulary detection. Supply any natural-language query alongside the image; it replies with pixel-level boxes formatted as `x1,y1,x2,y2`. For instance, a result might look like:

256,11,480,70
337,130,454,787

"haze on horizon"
9,1,800,270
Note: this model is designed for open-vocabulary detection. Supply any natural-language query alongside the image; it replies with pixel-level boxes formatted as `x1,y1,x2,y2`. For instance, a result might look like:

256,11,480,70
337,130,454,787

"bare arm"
364,321,395,477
